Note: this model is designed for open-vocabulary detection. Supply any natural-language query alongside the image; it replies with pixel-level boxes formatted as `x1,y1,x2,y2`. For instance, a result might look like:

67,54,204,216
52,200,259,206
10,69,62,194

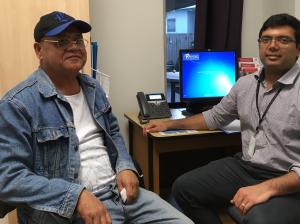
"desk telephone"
136,92,171,124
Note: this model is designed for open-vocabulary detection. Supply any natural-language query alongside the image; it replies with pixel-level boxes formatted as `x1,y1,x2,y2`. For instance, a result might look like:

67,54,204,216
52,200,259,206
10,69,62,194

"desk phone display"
136,92,171,124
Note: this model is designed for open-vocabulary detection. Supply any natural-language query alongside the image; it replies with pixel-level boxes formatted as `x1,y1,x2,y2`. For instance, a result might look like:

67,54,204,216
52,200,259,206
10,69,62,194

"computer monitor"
180,49,237,115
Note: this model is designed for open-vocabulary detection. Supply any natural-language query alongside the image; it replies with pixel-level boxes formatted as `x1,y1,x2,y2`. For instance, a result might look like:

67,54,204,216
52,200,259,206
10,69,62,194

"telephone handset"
136,92,171,124
136,92,151,124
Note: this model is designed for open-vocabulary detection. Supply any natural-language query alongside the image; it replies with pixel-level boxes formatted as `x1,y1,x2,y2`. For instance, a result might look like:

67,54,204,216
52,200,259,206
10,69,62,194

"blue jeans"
18,184,193,224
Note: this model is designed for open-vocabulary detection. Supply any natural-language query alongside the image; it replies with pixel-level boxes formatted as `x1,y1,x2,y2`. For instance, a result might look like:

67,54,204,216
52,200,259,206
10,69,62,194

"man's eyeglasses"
258,36,296,47
41,38,89,49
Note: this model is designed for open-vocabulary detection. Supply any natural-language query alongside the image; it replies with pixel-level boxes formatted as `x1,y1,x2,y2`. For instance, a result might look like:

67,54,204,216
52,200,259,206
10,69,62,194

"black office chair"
227,206,242,223
0,201,16,220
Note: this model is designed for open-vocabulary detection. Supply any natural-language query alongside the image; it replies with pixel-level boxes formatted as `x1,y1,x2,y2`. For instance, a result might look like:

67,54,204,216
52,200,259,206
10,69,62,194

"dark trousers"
172,156,300,224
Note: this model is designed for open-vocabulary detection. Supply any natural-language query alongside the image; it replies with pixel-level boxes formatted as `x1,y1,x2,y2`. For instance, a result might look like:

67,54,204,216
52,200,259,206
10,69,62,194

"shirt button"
74,173,78,178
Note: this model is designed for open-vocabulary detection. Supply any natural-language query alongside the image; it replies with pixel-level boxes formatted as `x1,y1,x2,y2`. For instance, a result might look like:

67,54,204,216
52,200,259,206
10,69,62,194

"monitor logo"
183,53,199,61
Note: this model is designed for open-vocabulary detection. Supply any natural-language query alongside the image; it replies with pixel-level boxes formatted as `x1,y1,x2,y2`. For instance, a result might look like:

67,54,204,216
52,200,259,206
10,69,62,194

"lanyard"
255,79,282,133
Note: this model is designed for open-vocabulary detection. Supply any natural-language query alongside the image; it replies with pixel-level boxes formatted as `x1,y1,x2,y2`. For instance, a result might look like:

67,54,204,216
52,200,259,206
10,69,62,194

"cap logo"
54,12,71,23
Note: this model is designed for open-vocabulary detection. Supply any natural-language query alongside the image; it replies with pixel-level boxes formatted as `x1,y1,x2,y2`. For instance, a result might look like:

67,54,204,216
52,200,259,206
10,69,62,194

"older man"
0,11,193,224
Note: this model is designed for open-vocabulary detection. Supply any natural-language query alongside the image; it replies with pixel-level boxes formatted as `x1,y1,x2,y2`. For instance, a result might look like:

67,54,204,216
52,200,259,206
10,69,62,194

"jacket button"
74,173,78,178
74,146,79,151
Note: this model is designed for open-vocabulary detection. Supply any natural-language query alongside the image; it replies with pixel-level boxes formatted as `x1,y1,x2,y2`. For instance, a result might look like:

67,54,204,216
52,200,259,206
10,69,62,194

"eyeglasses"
258,36,296,47
41,38,89,49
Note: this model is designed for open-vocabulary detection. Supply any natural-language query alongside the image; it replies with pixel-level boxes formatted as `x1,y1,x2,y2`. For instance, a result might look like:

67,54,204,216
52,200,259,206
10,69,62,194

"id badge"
248,135,256,156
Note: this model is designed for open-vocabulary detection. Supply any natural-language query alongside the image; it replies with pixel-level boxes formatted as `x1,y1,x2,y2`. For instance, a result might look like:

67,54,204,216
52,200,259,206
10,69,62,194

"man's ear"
296,43,300,51
295,44,300,61
34,42,43,59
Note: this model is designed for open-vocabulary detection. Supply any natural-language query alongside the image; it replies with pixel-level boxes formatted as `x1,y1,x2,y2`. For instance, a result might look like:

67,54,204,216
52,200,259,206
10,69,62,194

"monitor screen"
180,49,237,114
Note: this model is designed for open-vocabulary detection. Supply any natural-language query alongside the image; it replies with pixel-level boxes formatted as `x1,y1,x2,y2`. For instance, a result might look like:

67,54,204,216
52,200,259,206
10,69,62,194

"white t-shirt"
64,89,116,193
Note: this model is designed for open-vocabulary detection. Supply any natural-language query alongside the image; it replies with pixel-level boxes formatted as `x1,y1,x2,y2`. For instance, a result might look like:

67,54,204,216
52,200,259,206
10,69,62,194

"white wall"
89,0,165,147
296,0,300,17
89,0,297,149
242,0,295,57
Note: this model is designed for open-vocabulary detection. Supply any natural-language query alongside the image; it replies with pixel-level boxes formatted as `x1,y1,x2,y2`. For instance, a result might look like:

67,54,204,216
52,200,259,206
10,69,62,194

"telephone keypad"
148,101,171,119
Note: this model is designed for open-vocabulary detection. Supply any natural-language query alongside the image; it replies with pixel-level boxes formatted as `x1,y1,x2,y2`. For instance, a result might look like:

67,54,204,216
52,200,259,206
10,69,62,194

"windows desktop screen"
180,51,236,99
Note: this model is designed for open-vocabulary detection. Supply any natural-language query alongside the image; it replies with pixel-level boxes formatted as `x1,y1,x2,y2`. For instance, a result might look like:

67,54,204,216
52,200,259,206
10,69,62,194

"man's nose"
268,39,280,48
68,41,79,48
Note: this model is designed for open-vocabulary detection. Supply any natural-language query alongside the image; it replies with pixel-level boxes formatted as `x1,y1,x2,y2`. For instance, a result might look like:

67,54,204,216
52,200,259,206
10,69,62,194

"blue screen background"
181,51,236,99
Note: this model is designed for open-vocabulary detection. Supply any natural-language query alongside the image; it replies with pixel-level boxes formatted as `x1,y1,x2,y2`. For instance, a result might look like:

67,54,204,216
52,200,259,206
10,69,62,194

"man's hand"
76,190,112,224
143,113,208,135
230,183,273,215
231,171,300,215
117,170,139,204
143,120,168,135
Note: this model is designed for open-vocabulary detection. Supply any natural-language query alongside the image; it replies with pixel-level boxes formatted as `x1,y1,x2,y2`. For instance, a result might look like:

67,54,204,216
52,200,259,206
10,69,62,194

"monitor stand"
181,102,213,116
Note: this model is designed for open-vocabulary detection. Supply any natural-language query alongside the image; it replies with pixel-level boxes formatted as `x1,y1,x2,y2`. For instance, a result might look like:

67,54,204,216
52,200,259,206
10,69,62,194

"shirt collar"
36,68,58,98
36,68,96,98
254,63,300,86
277,63,300,85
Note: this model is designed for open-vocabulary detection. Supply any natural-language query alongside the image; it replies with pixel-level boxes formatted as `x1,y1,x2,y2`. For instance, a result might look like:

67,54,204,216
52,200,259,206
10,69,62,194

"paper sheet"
159,129,198,136
220,119,241,134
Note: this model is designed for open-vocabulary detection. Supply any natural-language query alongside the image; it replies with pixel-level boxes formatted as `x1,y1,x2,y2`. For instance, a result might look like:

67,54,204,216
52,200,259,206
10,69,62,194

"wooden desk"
124,110,242,195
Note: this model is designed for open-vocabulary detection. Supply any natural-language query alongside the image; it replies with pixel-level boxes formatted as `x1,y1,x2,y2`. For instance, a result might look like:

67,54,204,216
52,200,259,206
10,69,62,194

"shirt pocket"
266,108,300,146
282,114,300,146
34,128,70,178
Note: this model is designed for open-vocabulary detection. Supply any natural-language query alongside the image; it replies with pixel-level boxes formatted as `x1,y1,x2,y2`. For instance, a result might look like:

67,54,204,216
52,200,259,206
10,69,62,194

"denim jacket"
0,68,136,219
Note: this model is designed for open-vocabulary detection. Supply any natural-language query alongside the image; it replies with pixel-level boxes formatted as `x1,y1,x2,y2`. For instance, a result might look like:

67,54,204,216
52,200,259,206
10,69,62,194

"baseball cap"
34,11,91,42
